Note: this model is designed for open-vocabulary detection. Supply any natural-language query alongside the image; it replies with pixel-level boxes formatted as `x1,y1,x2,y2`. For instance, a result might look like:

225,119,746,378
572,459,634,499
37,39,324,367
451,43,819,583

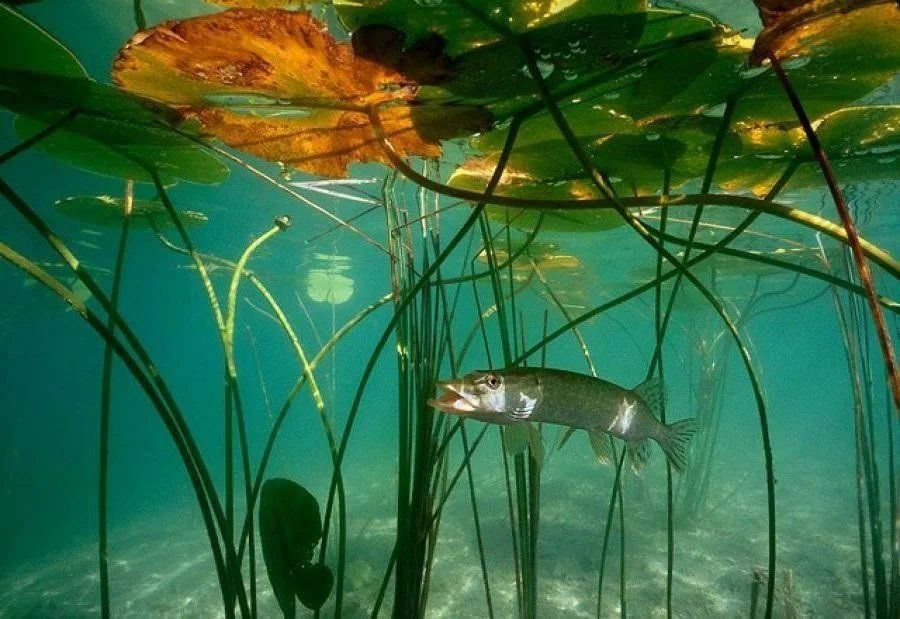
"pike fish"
429,368,698,472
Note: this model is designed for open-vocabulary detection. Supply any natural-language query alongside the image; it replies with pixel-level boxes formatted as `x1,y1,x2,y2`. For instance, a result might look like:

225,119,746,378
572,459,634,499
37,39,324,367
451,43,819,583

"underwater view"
1,0,898,617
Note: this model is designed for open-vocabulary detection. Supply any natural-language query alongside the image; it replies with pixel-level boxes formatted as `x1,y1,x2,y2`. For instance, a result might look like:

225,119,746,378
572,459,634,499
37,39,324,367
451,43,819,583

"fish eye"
485,374,502,389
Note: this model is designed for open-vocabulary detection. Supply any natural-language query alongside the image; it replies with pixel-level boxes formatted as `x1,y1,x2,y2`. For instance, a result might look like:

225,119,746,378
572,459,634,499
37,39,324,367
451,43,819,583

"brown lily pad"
750,0,897,64
207,0,308,7
113,9,489,177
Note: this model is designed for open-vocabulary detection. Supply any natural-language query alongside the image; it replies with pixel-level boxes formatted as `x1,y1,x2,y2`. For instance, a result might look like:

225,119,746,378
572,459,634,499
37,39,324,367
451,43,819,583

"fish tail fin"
656,418,699,472
626,439,653,473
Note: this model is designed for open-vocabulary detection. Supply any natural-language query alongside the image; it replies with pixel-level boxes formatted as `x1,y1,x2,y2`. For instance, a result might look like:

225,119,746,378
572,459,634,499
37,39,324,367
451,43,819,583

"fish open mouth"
428,380,478,414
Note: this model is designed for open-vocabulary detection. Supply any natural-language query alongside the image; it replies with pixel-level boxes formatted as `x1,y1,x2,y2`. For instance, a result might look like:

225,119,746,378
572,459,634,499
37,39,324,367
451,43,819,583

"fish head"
429,369,543,423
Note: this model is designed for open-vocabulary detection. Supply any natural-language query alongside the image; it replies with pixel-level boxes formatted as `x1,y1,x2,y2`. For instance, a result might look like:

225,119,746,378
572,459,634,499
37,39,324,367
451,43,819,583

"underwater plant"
1,1,898,618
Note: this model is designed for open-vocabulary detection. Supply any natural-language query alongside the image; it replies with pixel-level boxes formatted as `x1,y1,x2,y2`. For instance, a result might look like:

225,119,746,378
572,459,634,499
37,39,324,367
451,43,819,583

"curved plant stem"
318,115,522,617
510,31,778,616
369,113,898,278
98,181,133,619
0,238,235,614
149,174,255,618
770,54,900,416
0,178,245,616
132,0,146,29
148,219,339,569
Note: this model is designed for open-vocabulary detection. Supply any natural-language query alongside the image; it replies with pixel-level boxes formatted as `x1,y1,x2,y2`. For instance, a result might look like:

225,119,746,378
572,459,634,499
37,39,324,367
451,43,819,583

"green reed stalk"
829,259,876,616
0,237,235,615
516,36,779,618
476,209,541,619
150,175,254,617
97,182,133,619
596,449,626,617
318,116,522,617
770,55,900,414
460,425,496,618
652,167,675,619
223,222,287,616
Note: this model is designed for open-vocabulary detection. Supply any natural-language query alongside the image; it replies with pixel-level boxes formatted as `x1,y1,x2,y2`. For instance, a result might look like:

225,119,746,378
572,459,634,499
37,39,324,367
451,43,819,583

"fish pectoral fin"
588,431,614,465
503,423,544,466
625,439,653,474
502,424,530,456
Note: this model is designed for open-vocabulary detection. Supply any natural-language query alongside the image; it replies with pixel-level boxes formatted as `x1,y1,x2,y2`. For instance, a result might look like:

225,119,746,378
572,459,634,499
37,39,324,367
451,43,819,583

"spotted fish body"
429,367,698,472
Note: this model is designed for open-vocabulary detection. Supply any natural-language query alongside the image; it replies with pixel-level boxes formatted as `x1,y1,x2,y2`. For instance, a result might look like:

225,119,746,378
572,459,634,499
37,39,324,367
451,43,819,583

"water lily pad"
112,9,490,177
54,196,209,228
0,5,89,113
718,105,900,195
306,253,354,305
0,5,228,185
737,3,900,123
337,0,647,57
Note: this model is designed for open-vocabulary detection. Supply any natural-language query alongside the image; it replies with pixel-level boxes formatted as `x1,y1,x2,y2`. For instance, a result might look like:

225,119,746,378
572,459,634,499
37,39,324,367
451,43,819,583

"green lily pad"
734,4,900,124
0,6,90,113
0,5,85,79
716,105,900,195
54,196,209,228
8,79,229,185
259,478,332,615
337,0,647,57
0,5,228,185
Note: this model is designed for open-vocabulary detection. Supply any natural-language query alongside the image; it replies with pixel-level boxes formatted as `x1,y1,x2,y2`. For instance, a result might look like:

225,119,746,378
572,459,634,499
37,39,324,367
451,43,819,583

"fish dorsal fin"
633,376,665,419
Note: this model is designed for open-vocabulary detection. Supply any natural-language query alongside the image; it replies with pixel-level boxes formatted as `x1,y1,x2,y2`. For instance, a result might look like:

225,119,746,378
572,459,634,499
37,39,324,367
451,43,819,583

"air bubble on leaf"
702,102,728,118
741,65,769,79
782,56,811,70
645,133,660,141
521,60,554,78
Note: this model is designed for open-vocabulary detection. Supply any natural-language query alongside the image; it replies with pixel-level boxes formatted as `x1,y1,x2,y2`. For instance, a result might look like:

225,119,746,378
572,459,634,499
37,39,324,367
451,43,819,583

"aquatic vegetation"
259,478,333,613
54,195,208,228
112,9,490,177
0,1,898,619
305,254,354,305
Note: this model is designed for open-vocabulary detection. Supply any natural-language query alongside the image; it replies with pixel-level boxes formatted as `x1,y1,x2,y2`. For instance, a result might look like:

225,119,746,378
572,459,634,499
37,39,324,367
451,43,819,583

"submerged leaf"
55,196,208,228
259,478,332,615
306,253,354,305
113,9,489,177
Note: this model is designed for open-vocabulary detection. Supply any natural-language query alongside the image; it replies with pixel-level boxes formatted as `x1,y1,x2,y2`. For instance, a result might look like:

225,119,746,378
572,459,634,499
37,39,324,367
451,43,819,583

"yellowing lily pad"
113,9,490,177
